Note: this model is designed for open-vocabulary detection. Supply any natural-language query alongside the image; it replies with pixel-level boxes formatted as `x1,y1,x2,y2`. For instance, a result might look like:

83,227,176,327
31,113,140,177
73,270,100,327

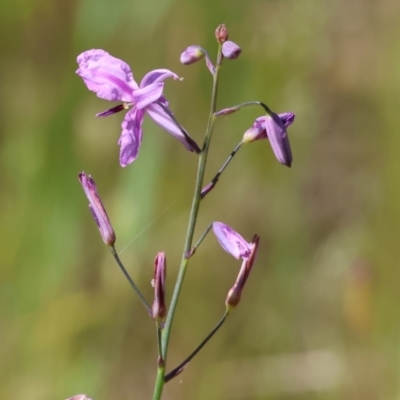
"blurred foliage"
0,0,399,399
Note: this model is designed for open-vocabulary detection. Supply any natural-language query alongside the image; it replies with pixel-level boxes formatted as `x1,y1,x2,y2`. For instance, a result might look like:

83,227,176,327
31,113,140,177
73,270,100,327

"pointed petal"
265,113,293,167
118,108,145,166
146,103,197,151
140,69,181,87
213,222,252,260
76,49,138,102
132,82,164,109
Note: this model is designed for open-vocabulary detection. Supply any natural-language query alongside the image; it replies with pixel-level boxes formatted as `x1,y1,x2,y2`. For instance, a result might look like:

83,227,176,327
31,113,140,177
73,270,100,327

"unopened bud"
222,41,241,60
152,252,167,321
226,235,259,310
180,45,205,65
78,172,116,246
215,24,228,44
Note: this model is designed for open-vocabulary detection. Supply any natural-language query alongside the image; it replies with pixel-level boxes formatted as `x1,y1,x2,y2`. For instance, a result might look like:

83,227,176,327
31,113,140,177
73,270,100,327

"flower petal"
213,222,252,260
118,108,145,166
140,69,181,87
76,49,138,102
265,113,293,167
132,82,164,109
146,103,196,151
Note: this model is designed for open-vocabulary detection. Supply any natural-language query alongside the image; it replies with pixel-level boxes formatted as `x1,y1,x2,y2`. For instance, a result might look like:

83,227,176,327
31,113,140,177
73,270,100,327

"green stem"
110,246,152,315
151,45,223,400
188,223,213,257
164,311,228,382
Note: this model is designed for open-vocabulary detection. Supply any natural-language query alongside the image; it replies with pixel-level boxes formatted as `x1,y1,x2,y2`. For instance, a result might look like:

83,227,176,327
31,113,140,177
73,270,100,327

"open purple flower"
242,112,295,167
213,222,253,260
76,49,200,167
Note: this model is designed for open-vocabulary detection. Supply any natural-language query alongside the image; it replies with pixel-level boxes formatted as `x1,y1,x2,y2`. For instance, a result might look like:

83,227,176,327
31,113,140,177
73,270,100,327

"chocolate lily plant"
68,24,295,400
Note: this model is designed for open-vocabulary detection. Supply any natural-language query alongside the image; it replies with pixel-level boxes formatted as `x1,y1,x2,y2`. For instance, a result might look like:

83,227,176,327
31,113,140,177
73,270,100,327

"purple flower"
76,49,200,167
152,252,167,321
226,235,259,309
78,172,116,246
242,112,295,167
213,222,253,260
222,41,241,59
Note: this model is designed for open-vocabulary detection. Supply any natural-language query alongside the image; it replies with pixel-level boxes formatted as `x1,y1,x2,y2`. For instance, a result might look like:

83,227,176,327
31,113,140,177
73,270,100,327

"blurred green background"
1,0,399,399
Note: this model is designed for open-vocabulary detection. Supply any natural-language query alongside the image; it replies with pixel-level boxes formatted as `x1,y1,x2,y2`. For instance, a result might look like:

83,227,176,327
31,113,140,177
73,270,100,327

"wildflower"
180,46,205,65
76,49,200,167
222,41,241,59
242,112,295,167
78,172,116,246
226,235,259,309
212,222,253,260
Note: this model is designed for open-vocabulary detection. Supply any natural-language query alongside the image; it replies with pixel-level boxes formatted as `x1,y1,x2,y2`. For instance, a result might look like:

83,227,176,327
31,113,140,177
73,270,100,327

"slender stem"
156,323,163,360
164,311,228,382
151,44,223,400
201,142,243,198
214,100,273,116
187,223,213,257
110,246,152,315
152,365,165,400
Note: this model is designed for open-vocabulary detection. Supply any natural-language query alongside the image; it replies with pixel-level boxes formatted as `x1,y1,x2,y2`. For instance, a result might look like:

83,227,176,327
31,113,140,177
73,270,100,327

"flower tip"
215,24,228,43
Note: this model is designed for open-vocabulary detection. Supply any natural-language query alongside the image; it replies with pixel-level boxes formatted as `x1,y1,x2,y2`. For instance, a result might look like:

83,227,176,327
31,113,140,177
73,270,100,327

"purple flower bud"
242,112,295,167
215,24,228,43
226,235,259,309
78,172,116,246
222,41,241,59
213,222,253,260
180,45,205,65
66,396,93,400
152,252,167,321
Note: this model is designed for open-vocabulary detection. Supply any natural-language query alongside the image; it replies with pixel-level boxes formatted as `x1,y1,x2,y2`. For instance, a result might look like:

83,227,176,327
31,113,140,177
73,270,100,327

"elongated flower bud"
222,41,241,59
226,235,259,310
215,24,228,43
152,252,167,321
180,45,205,65
78,172,116,246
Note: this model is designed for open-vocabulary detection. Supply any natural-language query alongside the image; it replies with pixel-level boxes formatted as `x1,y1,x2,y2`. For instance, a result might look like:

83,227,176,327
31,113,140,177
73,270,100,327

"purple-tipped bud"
180,45,205,65
78,172,116,246
213,222,253,260
152,252,167,321
215,24,228,43
222,41,241,60
66,396,93,400
226,235,259,309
